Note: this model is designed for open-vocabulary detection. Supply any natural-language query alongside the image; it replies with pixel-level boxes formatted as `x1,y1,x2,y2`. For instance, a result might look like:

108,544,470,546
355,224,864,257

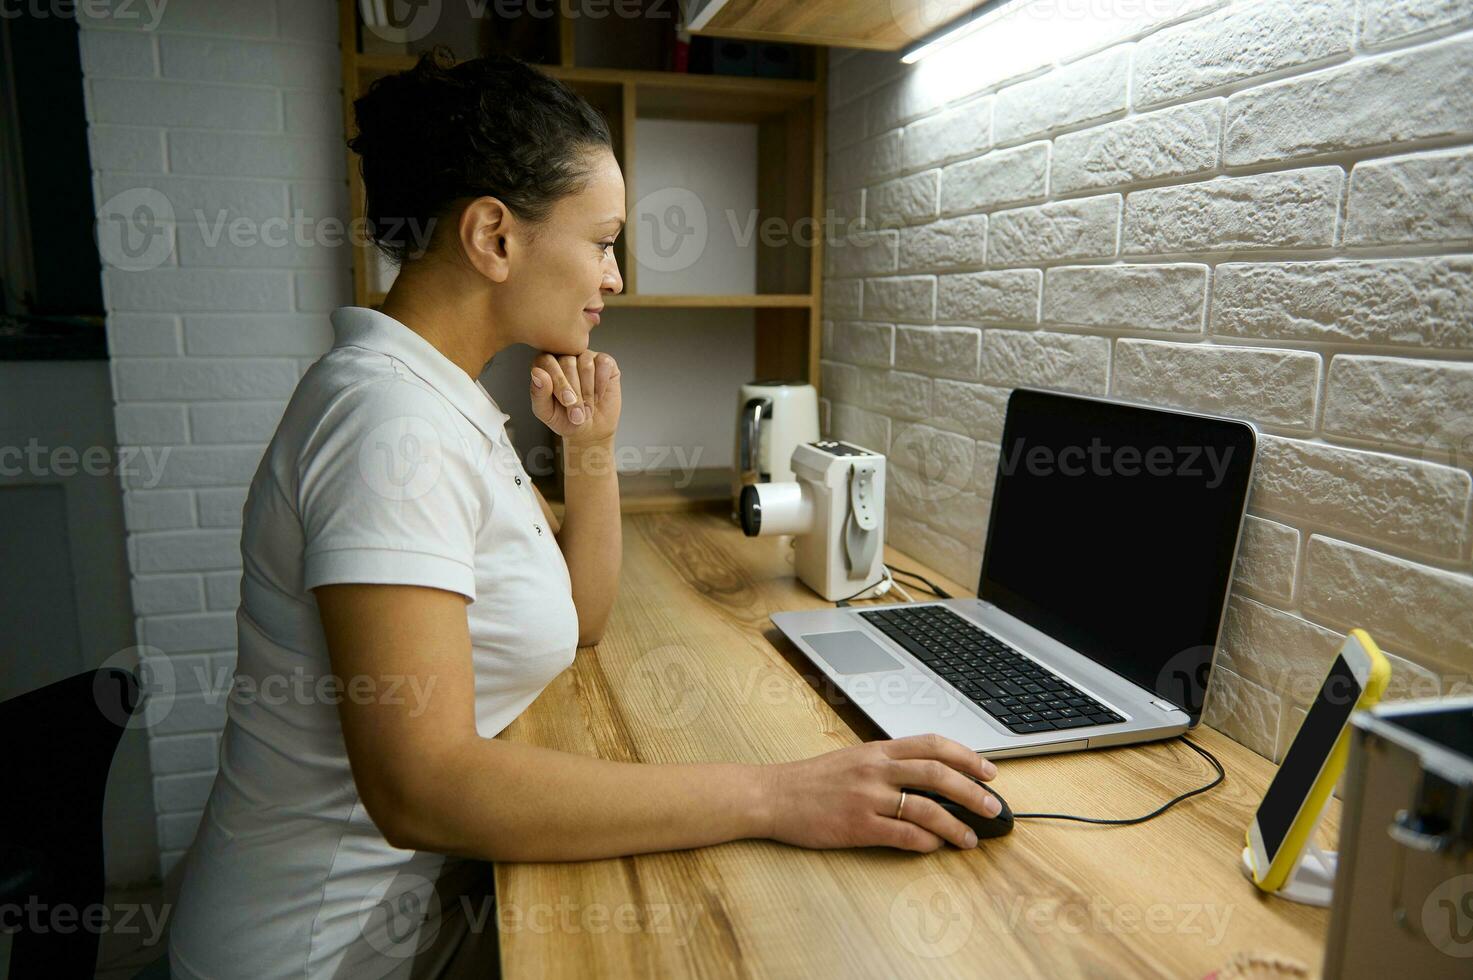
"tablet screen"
1256,653,1362,859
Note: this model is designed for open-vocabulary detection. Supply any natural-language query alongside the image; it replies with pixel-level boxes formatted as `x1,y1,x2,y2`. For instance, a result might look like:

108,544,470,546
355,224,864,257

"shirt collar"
329,306,510,445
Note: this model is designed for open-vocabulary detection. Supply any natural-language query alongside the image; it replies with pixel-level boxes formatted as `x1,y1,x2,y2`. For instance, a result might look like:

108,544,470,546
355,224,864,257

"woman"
168,51,1002,978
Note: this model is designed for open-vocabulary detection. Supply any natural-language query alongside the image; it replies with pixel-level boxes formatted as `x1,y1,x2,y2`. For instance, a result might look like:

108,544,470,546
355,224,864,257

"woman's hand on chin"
530,350,621,445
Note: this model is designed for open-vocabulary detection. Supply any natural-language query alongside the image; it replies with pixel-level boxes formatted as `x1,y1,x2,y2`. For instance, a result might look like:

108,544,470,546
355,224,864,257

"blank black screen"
978,390,1256,719
1255,654,1362,857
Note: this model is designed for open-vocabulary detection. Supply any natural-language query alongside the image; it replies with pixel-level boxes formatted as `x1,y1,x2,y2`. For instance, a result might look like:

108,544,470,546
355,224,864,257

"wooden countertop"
494,510,1332,978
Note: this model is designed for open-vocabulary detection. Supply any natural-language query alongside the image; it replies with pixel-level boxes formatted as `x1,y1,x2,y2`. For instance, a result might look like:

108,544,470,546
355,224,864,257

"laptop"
771,388,1258,758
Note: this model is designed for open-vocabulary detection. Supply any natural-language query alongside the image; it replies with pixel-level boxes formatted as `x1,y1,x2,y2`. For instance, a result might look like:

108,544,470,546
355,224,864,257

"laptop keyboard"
857,605,1126,735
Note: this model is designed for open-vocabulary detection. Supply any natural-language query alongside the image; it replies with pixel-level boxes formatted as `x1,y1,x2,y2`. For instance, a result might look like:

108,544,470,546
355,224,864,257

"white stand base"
1240,840,1338,907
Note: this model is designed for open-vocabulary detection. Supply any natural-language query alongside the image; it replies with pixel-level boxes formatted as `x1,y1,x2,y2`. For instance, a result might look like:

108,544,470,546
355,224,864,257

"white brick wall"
823,0,1473,763
80,0,347,878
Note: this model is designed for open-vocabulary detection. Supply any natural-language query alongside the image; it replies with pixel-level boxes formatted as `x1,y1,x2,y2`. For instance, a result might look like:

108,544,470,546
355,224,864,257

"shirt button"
515,476,522,486
534,524,542,535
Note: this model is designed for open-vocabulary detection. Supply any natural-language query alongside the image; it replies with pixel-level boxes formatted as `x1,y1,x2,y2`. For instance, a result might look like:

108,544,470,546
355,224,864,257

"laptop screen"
977,389,1257,721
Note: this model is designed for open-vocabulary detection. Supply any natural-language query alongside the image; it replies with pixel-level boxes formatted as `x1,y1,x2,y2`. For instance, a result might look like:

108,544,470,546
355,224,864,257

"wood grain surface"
493,511,1332,978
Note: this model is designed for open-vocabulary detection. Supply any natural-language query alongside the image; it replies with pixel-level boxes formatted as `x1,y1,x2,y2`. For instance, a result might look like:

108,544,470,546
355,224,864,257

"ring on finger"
895,790,908,820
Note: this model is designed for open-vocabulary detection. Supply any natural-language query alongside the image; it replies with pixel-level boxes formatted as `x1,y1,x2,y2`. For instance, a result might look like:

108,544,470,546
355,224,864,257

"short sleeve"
297,376,484,600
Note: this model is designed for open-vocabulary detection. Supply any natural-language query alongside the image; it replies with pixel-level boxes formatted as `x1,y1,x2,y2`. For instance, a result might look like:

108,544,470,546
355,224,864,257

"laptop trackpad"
801,631,903,674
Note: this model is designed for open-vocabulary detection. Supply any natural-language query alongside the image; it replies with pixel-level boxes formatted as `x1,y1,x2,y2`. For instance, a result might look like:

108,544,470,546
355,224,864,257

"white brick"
1052,101,1221,194
135,531,241,573
197,488,248,529
284,90,344,135
888,423,981,496
278,0,340,41
114,403,188,445
828,100,866,152
1220,596,1341,703
830,131,901,192
183,314,332,357
988,195,1121,266
867,171,939,227
829,322,894,368
290,180,350,221
148,733,218,776
114,358,299,400
79,30,156,77
168,132,341,179
937,269,1041,325
153,769,219,813
107,314,181,355
902,96,992,171
939,141,1048,215
1233,516,1300,603
1344,147,1473,246
294,271,352,312
888,463,990,541
126,446,265,490
124,489,195,532
1224,37,1473,167
898,214,988,273
863,277,935,322
132,575,205,616
89,79,279,131
88,126,165,172
1112,340,1320,429
980,330,1109,393
829,403,891,454
993,48,1128,145
826,230,898,278
97,174,289,225
887,509,981,590
1360,0,1473,49
158,812,204,851
1123,168,1342,254
866,77,949,136
931,380,1011,443
1303,535,1473,670
160,37,340,89
1202,664,1281,759
1134,0,1354,109
190,401,287,445
823,279,862,320
1211,258,1473,349
1253,436,1471,559
894,326,982,381
145,613,237,654
857,370,933,421
103,268,292,313
1043,264,1206,333
821,360,861,403
177,222,345,269
1323,356,1473,453
93,0,276,36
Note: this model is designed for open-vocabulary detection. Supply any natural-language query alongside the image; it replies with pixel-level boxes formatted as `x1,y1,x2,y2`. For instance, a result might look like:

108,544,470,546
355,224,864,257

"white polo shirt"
169,307,579,978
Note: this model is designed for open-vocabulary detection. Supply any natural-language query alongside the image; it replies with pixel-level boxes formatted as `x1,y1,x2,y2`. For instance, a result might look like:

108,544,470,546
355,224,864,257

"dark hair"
348,49,613,263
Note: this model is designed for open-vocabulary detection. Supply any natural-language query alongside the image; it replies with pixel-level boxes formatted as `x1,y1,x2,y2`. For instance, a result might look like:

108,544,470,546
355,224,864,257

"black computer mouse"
905,779,1014,840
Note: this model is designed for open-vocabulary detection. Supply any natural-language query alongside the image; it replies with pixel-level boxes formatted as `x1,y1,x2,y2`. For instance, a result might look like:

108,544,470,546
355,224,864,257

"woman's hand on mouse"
531,350,620,446
757,733,1001,852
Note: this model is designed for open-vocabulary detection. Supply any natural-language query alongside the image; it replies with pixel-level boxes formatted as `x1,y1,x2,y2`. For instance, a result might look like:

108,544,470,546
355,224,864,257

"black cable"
1011,736,1224,826
885,564,952,599
833,570,893,606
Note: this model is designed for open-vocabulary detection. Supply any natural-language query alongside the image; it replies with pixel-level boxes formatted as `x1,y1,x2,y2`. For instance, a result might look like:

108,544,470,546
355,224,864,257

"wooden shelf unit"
337,1,827,511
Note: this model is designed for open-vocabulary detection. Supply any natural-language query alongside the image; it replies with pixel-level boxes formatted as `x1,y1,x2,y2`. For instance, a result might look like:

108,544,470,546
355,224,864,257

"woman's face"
498,147,625,356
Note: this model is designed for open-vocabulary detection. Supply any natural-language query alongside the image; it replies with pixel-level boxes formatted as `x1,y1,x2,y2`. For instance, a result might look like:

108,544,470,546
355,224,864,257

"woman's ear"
459,196,513,284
